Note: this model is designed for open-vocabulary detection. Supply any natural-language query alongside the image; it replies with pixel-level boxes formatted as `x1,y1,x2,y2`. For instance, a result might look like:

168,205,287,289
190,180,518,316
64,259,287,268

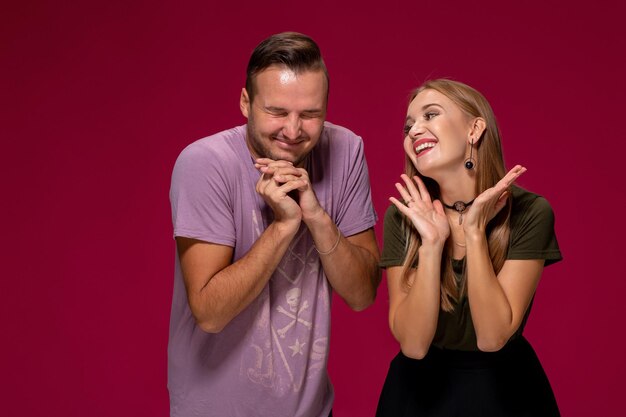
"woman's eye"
403,124,412,135
424,112,438,120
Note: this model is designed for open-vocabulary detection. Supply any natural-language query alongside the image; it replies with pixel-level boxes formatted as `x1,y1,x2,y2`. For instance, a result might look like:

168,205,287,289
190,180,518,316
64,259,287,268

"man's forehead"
254,69,327,107
277,68,297,85
256,65,324,82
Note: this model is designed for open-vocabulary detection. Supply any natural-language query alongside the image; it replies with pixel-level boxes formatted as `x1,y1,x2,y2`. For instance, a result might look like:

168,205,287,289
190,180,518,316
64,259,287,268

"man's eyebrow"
265,106,287,112
265,106,323,114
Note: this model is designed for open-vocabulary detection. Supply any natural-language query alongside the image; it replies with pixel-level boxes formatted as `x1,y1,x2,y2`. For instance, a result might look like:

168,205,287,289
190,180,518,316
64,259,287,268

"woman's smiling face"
403,89,474,177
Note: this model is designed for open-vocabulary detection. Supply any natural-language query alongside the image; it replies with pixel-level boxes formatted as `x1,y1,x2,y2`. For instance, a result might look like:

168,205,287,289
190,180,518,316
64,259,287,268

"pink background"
2,1,625,416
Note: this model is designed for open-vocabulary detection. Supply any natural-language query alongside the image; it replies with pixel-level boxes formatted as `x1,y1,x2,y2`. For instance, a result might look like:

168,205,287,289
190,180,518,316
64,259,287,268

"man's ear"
240,88,250,118
469,117,486,144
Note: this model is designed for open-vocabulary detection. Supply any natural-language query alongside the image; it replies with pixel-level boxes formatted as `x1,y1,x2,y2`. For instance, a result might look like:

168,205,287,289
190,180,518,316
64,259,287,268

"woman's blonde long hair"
401,79,511,312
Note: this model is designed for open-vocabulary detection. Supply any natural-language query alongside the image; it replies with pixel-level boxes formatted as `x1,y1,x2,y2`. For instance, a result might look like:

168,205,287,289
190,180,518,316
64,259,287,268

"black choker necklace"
443,198,475,225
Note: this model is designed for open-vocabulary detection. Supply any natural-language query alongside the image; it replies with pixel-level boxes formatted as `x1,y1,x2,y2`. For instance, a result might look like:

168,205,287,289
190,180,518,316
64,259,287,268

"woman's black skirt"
376,337,559,417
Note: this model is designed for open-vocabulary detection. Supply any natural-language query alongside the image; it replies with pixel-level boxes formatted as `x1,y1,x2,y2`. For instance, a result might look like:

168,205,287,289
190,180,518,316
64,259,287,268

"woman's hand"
390,174,450,247
463,165,526,233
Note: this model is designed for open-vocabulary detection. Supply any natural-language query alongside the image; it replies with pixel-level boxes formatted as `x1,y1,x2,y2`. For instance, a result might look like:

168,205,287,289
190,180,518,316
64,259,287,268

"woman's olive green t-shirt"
380,186,562,351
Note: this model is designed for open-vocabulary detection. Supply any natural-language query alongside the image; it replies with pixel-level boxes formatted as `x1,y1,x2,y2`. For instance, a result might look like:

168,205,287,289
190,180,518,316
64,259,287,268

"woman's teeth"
415,142,436,154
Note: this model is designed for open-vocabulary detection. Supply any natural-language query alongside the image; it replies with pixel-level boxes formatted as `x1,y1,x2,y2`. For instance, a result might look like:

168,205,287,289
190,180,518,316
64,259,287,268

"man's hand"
255,158,325,224
254,159,305,229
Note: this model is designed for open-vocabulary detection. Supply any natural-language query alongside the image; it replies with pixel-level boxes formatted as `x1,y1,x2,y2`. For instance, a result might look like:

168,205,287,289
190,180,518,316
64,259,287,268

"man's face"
240,65,327,167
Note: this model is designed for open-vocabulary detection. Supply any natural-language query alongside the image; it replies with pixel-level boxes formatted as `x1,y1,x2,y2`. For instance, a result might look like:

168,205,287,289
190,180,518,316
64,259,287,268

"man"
168,32,380,417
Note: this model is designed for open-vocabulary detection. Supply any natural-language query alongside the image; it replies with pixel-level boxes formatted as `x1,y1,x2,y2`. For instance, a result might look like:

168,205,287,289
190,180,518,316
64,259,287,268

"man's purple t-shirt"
169,122,377,417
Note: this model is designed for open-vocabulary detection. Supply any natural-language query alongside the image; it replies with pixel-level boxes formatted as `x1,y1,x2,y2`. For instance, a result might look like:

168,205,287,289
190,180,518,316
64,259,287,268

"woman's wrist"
418,241,445,258
464,228,486,245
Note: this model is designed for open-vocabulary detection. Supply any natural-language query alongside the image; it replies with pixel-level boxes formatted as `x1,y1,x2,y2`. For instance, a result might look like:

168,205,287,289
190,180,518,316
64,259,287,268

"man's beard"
245,121,311,167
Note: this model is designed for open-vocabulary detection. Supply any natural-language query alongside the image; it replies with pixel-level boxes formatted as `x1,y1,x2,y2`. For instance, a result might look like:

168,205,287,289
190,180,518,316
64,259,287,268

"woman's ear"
469,117,486,144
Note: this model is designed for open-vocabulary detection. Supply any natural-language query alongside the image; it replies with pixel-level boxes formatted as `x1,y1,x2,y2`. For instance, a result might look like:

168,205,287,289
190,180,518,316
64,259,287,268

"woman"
376,79,562,417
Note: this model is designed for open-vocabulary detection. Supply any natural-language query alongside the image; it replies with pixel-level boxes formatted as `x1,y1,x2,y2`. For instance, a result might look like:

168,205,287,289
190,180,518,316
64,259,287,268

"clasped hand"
255,158,323,226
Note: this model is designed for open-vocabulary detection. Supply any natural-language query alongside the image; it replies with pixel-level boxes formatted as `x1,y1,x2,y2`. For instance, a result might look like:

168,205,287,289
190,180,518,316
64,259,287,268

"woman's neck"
436,172,477,206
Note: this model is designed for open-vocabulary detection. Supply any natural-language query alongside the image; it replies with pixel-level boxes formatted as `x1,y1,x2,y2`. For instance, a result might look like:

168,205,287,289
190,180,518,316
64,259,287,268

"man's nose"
283,114,302,140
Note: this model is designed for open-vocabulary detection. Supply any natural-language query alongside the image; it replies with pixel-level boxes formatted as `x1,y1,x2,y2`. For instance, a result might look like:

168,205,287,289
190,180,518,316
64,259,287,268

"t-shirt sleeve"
169,142,236,246
334,135,378,237
380,205,408,268
507,195,562,266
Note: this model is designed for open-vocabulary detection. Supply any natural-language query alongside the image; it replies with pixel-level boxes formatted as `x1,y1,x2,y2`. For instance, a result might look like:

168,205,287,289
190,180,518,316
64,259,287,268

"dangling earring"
464,138,476,170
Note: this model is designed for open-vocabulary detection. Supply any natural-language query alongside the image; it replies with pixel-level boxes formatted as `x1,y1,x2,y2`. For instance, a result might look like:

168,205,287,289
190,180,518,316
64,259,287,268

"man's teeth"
415,142,436,153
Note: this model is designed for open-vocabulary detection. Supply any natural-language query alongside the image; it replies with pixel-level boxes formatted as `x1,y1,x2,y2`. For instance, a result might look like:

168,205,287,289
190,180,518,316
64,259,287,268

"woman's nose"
409,122,423,138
